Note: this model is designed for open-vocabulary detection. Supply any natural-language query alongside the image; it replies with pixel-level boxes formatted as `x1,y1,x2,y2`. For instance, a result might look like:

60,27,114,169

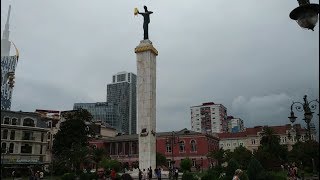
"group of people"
97,168,119,180
138,167,162,180
284,163,301,180
168,167,179,180
28,170,44,180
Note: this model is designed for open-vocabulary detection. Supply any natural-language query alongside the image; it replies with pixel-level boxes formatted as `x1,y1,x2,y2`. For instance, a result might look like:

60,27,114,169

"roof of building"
218,124,306,139
101,128,217,142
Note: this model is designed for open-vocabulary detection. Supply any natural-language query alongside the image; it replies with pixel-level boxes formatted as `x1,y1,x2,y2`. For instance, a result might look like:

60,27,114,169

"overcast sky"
1,0,319,137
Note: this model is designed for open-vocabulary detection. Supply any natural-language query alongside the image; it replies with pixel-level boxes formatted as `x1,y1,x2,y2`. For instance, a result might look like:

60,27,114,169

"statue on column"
135,6,153,40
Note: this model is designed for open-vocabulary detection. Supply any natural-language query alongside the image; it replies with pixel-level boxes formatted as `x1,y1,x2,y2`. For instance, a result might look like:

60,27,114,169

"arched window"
9,143,14,153
2,129,8,139
11,118,17,125
179,141,185,152
23,118,35,127
10,130,15,140
191,140,197,152
1,142,7,153
4,117,10,124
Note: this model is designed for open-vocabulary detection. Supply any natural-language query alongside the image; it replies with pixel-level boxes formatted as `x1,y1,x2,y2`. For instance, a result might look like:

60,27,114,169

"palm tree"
91,147,108,170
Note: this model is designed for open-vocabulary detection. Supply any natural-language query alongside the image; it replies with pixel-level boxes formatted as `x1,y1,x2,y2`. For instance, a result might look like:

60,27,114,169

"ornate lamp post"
289,0,320,31
288,95,319,141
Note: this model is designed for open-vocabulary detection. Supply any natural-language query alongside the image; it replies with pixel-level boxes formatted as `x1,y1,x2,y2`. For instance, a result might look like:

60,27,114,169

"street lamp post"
288,95,319,141
165,131,180,169
289,0,320,31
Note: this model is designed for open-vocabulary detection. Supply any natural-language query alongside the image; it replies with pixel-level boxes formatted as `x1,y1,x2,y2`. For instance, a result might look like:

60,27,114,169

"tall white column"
135,39,158,171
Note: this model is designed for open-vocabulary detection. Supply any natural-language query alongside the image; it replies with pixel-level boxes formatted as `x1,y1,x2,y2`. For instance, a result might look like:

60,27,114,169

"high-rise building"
1,5,20,110
226,116,244,133
73,102,120,132
107,72,137,135
191,102,227,134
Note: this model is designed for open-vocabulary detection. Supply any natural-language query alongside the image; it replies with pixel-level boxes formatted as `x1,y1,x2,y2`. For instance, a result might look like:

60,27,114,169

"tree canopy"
52,109,93,172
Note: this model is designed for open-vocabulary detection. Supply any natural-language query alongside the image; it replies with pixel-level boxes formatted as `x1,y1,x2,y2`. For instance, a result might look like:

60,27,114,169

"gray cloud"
1,0,319,137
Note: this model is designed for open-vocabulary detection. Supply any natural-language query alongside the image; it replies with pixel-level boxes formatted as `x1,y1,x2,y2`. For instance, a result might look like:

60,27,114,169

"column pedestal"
135,39,158,171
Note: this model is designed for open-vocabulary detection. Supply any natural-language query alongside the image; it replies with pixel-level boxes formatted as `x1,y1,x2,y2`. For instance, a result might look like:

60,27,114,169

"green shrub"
240,171,249,180
225,158,240,178
247,158,265,180
182,171,197,180
180,158,192,172
201,168,220,180
269,171,287,180
61,173,76,180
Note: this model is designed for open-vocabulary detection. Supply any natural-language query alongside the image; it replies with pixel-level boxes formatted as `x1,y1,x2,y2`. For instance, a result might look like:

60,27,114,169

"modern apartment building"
1,110,50,176
73,102,120,132
107,72,137,135
191,102,227,134
225,116,244,133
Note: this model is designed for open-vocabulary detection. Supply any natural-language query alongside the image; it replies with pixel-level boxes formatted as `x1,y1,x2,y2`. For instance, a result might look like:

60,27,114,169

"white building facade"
191,102,227,134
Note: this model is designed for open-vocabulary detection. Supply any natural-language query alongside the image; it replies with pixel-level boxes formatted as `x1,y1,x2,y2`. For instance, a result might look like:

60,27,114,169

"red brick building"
89,128,219,170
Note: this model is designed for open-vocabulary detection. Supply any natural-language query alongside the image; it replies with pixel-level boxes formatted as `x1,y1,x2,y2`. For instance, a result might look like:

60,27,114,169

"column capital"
135,40,158,56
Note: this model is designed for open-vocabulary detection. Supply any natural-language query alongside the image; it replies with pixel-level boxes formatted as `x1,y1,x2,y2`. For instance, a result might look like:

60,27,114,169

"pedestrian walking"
157,168,162,180
143,169,147,180
110,168,116,180
139,169,143,180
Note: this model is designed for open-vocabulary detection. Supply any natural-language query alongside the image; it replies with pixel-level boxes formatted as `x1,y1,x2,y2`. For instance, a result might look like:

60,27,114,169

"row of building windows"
220,142,244,147
2,117,36,127
1,143,43,154
2,129,46,142
166,140,197,153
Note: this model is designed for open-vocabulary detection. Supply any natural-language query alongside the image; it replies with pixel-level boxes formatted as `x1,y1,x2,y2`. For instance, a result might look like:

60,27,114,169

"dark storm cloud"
1,0,319,138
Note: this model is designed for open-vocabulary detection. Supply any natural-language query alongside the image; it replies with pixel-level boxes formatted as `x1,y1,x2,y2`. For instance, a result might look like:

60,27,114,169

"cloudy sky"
1,0,319,137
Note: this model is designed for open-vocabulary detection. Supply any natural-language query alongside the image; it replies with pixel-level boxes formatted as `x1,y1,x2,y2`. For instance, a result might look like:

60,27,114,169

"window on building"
239,142,243,146
48,132,51,140
1,142,7,153
166,143,172,153
40,145,43,154
4,117,10,124
22,131,33,140
10,130,15,140
251,139,256,145
2,129,8,139
192,159,196,167
41,133,44,142
21,144,32,154
191,140,197,152
167,159,172,168
179,141,185,152
23,118,35,127
227,143,230,147
9,143,14,153
11,118,17,125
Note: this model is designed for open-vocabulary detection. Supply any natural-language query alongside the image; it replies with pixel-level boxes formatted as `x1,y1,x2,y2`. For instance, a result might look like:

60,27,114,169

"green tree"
180,158,192,172
225,158,240,179
91,147,107,169
231,146,252,170
289,140,319,172
156,152,167,167
207,148,230,167
99,157,121,172
247,157,267,180
256,126,288,170
52,109,93,173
